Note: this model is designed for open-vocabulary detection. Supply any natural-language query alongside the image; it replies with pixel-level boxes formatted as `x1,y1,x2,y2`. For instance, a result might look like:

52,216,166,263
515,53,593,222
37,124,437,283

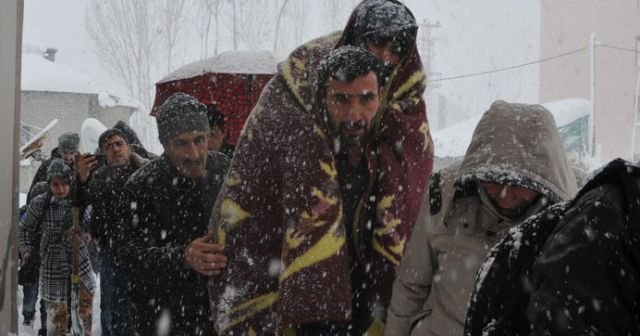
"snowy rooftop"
158,50,278,83
22,53,98,94
21,41,140,110
434,98,592,158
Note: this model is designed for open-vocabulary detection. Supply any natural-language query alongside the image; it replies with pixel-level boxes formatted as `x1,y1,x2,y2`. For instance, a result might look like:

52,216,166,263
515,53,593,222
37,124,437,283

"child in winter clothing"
19,181,49,334
19,159,95,336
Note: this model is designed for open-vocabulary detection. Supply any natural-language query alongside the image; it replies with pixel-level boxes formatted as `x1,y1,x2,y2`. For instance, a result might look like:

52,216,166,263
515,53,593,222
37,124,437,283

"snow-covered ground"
17,280,102,336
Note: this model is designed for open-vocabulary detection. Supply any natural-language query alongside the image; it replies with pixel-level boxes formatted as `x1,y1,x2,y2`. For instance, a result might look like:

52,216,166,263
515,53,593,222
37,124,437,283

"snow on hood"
158,50,278,84
453,100,578,202
21,53,98,94
434,98,592,158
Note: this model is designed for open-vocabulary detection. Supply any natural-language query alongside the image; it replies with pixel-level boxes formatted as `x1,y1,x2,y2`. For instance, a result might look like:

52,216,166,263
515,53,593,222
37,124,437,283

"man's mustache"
182,158,204,167
340,120,366,131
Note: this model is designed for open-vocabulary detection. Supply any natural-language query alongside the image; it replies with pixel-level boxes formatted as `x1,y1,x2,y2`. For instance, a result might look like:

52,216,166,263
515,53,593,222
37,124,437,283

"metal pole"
589,33,597,157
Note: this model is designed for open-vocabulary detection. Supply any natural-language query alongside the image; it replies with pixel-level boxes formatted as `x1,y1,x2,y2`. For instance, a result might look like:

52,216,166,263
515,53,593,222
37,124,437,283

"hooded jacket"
27,147,67,204
208,1,433,334
385,100,578,336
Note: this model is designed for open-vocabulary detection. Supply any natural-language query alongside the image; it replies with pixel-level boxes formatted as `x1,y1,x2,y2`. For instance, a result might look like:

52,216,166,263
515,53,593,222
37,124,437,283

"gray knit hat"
47,158,73,183
58,132,80,153
156,93,210,144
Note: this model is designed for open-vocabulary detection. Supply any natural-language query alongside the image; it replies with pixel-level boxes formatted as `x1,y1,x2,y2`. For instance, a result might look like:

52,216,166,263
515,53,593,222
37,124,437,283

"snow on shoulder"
158,50,278,84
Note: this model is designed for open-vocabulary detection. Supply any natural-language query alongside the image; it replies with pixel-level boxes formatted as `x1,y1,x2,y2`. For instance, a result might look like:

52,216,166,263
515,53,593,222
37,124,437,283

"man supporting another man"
385,100,578,336
116,93,230,335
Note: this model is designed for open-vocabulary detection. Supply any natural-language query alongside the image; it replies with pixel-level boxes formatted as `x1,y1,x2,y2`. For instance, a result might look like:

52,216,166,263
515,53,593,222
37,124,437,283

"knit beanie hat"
156,93,210,144
47,158,73,183
58,132,80,153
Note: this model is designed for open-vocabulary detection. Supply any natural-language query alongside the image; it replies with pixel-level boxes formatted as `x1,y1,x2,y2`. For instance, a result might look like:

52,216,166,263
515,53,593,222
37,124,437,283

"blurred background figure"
206,104,235,158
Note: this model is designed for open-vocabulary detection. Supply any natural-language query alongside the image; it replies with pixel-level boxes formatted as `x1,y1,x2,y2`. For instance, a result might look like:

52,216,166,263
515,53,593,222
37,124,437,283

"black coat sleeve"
116,182,192,286
528,184,640,336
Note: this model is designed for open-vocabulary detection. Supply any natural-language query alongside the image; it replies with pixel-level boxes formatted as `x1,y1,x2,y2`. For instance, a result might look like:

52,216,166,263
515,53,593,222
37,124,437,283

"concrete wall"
0,0,22,333
540,0,640,161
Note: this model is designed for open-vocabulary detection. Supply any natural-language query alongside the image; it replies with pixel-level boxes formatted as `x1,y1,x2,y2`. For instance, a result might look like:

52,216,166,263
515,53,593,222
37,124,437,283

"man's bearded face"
164,130,209,178
325,71,381,151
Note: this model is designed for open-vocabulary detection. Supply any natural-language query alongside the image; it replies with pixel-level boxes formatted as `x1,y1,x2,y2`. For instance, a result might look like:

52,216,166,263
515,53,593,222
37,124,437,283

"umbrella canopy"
151,50,277,144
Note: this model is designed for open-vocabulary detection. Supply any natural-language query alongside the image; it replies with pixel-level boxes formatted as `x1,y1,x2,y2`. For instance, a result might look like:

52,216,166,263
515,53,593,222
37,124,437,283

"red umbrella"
151,50,277,144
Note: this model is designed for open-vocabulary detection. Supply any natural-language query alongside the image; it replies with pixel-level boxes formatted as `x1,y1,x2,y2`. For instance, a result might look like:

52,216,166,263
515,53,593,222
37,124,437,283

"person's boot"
22,314,34,327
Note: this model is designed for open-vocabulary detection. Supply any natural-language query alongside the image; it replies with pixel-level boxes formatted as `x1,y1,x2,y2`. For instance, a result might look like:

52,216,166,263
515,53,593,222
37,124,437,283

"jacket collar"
159,153,208,189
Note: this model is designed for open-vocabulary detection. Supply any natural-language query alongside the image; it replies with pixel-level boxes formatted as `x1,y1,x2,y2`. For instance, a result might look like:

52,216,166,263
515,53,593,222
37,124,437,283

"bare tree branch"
87,0,160,106
273,0,290,53
157,0,188,73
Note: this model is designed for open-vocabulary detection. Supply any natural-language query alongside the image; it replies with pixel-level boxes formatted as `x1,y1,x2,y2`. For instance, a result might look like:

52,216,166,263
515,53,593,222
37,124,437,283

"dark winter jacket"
219,141,235,159
117,151,229,336
208,1,433,334
464,159,640,336
72,158,145,252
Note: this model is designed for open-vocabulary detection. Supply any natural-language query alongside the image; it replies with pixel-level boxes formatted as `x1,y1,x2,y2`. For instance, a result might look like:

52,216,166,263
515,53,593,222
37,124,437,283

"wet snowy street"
17,279,102,336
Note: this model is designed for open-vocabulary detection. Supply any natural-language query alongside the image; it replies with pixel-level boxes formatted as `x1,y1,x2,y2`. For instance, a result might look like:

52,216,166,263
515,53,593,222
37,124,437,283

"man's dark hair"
113,120,141,146
318,46,383,94
99,128,128,150
207,104,226,130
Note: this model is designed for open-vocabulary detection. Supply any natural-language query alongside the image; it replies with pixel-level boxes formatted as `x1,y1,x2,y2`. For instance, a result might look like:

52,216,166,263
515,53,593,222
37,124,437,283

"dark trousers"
99,248,134,336
131,301,213,336
22,274,47,335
